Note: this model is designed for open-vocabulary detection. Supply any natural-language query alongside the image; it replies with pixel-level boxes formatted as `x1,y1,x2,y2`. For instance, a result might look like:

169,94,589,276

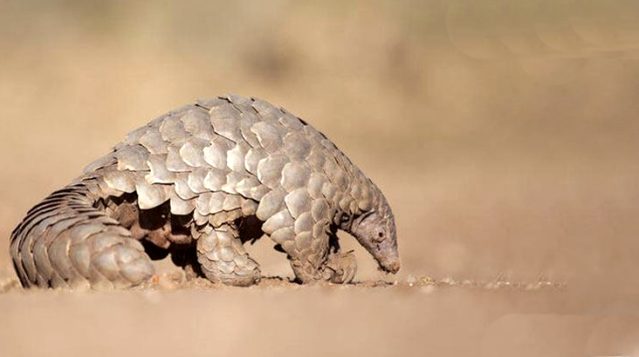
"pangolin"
9,95,399,289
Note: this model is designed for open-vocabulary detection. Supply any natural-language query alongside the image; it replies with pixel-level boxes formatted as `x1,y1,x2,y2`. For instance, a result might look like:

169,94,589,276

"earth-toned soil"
2,1,639,356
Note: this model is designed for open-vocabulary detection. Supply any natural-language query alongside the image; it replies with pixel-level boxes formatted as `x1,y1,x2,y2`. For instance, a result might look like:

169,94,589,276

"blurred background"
2,1,639,355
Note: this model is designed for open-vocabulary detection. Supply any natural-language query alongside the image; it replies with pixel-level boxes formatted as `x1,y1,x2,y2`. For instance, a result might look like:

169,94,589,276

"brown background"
1,1,639,356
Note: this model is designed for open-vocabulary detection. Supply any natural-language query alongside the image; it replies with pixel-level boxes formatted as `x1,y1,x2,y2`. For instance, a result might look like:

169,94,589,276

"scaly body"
10,95,399,289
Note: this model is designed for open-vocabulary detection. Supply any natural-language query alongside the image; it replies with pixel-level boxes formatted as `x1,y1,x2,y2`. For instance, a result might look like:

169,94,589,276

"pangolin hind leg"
196,223,261,286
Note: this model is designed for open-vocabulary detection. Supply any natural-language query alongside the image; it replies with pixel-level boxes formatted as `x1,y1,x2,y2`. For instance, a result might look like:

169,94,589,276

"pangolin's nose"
381,259,400,274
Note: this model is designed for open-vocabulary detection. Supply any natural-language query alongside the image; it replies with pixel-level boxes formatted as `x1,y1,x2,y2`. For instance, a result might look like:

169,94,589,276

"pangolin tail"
9,181,153,289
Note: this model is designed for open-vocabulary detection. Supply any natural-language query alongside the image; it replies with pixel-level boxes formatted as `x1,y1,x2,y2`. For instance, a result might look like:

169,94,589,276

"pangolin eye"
374,231,385,242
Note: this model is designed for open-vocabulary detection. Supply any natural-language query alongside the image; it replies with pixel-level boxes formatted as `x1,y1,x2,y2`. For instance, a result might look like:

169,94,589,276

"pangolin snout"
379,258,400,274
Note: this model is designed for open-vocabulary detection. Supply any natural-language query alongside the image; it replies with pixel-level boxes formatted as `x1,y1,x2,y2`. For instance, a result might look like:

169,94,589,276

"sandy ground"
2,1,639,356
3,282,638,357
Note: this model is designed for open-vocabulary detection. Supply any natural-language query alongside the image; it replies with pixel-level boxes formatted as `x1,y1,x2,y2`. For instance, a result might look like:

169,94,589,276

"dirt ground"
2,1,639,356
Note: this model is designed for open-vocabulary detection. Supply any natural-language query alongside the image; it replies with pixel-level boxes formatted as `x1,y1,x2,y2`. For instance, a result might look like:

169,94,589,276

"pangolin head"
349,189,399,274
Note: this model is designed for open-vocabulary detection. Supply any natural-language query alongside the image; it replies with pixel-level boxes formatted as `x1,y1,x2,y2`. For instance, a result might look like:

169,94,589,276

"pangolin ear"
358,210,375,221
352,210,375,230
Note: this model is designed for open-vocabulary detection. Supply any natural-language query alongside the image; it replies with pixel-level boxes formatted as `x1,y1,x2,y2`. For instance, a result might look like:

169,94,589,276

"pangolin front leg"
260,204,341,284
196,223,261,286
325,250,357,284
273,228,356,284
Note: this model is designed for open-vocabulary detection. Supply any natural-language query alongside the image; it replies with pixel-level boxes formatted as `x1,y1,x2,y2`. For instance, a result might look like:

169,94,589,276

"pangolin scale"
10,95,399,289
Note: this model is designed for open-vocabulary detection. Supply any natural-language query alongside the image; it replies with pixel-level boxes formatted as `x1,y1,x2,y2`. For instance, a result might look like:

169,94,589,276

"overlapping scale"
115,144,149,171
